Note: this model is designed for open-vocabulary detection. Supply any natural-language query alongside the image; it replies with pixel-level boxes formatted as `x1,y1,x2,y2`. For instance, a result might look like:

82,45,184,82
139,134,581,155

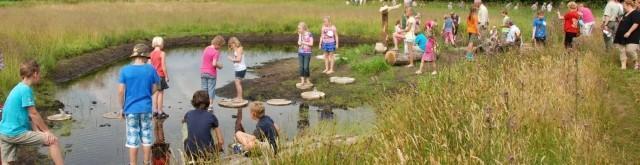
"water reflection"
297,103,309,130
152,118,170,164
319,107,335,121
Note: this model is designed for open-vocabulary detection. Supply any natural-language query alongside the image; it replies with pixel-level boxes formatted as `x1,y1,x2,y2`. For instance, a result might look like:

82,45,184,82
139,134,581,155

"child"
532,11,547,47
450,12,460,37
149,36,169,119
297,22,313,86
442,15,456,46
416,35,438,75
424,19,437,37
501,10,511,38
466,7,480,61
201,36,225,111
234,102,280,156
319,16,339,75
227,37,246,103
183,90,224,160
118,44,160,165
0,60,64,165
393,20,405,50
404,8,417,67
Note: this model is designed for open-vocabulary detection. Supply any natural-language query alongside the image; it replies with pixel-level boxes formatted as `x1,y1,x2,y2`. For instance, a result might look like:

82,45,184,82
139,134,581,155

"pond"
51,46,375,164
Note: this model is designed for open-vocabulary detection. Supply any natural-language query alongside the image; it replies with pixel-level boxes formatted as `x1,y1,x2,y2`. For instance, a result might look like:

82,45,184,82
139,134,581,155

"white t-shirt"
478,4,489,26
404,16,416,41
506,25,521,43
232,50,247,71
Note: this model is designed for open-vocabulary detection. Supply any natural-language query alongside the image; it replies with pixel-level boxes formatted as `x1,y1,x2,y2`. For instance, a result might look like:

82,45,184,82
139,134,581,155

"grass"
1,1,638,164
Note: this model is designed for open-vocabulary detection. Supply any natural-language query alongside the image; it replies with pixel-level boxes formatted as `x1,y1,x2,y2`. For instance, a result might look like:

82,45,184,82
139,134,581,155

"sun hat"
130,43,151,58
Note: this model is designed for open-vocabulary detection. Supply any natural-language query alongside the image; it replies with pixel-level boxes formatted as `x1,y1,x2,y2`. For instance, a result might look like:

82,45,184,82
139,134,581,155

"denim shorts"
125,113,153,148
322,42,336,52
235,70,247,79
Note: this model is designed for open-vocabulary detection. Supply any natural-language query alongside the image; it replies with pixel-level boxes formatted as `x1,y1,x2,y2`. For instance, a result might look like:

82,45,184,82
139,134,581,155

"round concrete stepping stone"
296,83,314,90
330,77,355,84
301,91,325,100
266,99,292,106
102,111,121,119
218,99,249,108
47,113,71,121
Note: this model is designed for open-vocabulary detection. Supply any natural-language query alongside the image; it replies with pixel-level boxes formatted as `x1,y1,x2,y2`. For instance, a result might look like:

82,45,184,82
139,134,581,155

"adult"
603,0,624,50
578,3,595,36
403,7,417,67
557,2,581,49
614,0,640,70
0,60,64,165
475,0,489,37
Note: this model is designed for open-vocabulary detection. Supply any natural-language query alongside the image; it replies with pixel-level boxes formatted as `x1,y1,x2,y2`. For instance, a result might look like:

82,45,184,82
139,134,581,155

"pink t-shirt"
200,46,219,76
321,25,337,43
579,7,595,23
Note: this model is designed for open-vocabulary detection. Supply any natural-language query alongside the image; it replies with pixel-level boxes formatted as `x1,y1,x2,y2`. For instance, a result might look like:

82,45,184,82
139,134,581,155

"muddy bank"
48,34,374,83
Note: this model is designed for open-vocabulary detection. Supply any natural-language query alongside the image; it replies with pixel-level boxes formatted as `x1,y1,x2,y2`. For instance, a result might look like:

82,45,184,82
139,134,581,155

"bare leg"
305,77,312,85
48,141,64,165
152,93,158,114
157,91,164,114
300,77,305,84
323,52,329,73
129,148,138,165
143,146,152,164
416,59,424,74
235,131,257,150
234,79,243,101
407,44,414,67
327,53,335,74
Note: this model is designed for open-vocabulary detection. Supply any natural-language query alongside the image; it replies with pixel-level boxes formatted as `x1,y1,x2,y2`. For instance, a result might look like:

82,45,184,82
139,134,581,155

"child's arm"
335,28,339,49
161,52,169,82
213,127,224,151
303,34,314,47
557,10,564,20
118,84,125,119
318,29,324,49
28,107,57,145
274,123,281,137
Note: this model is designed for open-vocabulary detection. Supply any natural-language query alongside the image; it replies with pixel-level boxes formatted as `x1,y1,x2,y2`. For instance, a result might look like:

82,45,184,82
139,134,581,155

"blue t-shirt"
0,82,35,137
444,18,454,32
254,116,278,154
184,109,219,153
414,33,427,51
533,18,547,38
118,64,159,114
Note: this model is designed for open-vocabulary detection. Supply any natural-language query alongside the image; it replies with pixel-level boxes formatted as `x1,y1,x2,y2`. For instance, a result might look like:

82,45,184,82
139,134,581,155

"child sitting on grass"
183,90,224,161
227,37,246,103
234,102,280,156
416,35,438,75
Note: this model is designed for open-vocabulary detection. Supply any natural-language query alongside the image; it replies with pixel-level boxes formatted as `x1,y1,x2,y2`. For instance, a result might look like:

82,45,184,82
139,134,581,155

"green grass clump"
351,57,390,75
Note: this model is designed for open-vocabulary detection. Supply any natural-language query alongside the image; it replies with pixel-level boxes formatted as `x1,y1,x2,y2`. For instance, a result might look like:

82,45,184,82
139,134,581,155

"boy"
532,11,547,47
234,102,280,156
118,44,160,165
0,60,64,165
183,90,224,160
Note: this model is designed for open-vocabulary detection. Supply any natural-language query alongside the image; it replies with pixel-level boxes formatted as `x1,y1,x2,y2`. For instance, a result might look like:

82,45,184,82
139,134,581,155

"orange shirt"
467,15,479,34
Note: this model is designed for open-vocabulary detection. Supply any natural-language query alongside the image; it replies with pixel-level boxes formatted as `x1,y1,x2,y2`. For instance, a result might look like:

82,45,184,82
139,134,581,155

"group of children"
295,17,341,86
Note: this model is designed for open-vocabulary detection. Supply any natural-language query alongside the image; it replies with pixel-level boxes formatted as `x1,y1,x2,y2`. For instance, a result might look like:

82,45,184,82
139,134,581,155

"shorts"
535,37,546,45
422,52,435,62
564,32,578,48
157,77,169,91
322,42,336,52
235,69,247,79
125,113,154,148
0,131,46,163
468,33,480,45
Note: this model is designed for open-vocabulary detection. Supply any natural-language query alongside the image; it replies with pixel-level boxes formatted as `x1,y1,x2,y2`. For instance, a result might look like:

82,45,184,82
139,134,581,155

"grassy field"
1,1,638,164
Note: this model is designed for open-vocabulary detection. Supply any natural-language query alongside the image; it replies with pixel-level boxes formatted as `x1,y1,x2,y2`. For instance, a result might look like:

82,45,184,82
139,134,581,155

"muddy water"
52,47,374,164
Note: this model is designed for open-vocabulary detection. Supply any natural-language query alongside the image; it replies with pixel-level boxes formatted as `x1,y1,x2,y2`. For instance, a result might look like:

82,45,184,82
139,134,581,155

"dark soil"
48,34,374,83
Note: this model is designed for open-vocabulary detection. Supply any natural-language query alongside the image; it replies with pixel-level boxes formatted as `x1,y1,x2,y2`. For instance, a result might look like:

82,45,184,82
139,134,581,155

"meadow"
1,0,639,164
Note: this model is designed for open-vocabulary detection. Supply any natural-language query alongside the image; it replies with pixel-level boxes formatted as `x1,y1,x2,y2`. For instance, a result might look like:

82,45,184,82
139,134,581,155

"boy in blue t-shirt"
0,60,64,165
118,44,160,165
183,90,224,160
532,11,547,46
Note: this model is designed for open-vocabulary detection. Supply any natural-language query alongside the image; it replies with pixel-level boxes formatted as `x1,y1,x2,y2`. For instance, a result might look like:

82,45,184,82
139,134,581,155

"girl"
150,36,170,119
319,16,339,75
466,7,479,61
404,8,417,67
443,15,456,46
557,2,581,49
201,36,225,111
297,22,313,86
393,20,405,50
416,35,438,75
227,37,247,103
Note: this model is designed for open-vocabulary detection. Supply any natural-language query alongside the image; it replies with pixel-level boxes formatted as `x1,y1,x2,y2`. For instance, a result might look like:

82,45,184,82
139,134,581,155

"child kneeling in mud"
233,102,279,156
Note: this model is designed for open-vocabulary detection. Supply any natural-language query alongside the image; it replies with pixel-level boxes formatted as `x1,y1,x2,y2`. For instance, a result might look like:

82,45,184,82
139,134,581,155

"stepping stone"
218,99,249,108
47,109,72,121
329,77,355,84
266,99,292,106
301,91,325,100
296,83,314,90
102,111,121,119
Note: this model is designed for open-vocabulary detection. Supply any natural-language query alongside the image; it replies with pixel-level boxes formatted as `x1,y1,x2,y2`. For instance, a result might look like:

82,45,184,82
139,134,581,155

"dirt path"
48,34,374,83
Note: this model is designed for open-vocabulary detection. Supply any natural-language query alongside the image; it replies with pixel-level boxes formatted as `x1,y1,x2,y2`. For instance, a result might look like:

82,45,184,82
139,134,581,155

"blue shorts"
322,42,336,52
235,70,247,79
125,113,153,148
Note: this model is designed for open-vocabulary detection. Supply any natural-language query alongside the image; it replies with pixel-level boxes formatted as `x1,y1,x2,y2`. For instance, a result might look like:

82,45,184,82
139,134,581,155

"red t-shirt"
563,11,580,33
149,49,166,77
